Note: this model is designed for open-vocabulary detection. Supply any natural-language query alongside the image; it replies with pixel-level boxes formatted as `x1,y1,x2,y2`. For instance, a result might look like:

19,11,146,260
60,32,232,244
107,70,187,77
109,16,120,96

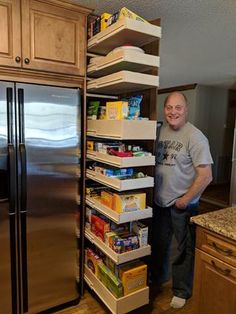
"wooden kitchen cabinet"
0,0,21,68
0,0,91,75
193,227,236,314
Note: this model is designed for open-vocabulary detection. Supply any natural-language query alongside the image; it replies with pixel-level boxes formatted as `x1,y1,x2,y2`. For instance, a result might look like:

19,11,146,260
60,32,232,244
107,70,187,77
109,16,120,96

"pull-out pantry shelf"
84,266,149,314
86,196,153,224
87,120,157,140
85,229,151,264
87,151,155,168
86,169,154,191
87,17,161,54
87,50,160,78
87,70,159,94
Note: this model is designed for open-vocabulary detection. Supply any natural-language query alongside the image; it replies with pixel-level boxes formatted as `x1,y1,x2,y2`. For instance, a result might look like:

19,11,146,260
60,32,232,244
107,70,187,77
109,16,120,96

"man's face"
164,93,188,130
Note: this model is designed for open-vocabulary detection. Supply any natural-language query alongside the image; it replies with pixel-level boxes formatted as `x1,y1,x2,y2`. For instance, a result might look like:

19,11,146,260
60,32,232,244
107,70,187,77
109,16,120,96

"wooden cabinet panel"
193,249,236,314
21,0,86,75
0,0,21,67
196,227,236,267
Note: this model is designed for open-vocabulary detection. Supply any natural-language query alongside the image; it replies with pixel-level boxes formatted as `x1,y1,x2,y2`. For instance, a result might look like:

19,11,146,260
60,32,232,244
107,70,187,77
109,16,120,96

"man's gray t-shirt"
154,122,213,207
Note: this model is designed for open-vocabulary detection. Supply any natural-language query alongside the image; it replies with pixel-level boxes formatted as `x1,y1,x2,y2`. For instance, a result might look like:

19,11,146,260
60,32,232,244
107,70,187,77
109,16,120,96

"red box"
91,215,110,242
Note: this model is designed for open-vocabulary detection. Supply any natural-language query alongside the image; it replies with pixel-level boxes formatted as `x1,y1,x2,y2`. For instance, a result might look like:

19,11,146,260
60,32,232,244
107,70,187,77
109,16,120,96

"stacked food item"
86,206,148,251
85,247,147,298
87,140,152,158
88,7,149,38
88,161,146,180
86,185,147,214
87,95,147,121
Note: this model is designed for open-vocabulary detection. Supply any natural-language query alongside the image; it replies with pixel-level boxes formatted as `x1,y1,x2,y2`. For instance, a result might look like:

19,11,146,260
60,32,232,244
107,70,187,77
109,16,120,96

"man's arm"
175,164,213,209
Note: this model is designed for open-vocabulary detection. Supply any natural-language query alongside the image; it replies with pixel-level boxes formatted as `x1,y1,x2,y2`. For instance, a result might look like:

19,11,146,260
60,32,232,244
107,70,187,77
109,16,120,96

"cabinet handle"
211,260,231,276
15,56,21,63
24,58,30,64
212,242,233,256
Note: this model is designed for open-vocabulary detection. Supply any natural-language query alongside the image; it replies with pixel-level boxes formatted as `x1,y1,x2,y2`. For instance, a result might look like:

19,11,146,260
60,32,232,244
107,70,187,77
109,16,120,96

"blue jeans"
150,203,198,299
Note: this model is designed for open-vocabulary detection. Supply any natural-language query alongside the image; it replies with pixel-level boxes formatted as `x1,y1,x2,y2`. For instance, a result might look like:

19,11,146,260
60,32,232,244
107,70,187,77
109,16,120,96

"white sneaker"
170,296,186,308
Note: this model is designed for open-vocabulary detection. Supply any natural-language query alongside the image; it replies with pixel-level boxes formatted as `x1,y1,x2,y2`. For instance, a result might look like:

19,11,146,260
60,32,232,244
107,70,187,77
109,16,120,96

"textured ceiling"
76,0,236,89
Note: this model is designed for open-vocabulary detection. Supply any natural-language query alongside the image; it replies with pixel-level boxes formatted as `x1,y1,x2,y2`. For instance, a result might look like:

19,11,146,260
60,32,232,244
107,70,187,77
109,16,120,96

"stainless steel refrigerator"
0,82,80,313
230,121,236,206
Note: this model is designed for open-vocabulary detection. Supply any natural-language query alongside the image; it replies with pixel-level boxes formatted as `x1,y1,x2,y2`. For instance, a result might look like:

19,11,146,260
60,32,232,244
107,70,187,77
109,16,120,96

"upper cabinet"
0,0,91,76
0,0,21,68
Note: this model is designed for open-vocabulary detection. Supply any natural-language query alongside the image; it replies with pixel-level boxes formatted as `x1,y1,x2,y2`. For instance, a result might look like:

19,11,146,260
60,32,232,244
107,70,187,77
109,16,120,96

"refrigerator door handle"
18,88,29,312
7,87,14,144
19,143,27,212
7,87,16,214
18,88,25,144
8,144,16,214
18,88,27,212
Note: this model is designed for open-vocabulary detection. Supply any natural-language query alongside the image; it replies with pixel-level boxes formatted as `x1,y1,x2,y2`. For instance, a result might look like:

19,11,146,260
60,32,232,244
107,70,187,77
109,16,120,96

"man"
151,92,213,308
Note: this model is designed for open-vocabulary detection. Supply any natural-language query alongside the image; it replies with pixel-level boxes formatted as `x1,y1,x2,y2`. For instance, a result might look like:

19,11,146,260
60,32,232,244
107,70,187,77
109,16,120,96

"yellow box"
106,101,129,120
118,7,148,24
119,262,147,295
113,193,146,213
87,140,94,151
101,12,112,31
101,191,113,209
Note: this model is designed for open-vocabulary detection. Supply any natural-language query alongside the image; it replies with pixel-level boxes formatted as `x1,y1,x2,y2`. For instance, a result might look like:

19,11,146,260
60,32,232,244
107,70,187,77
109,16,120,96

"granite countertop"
191,207,236,241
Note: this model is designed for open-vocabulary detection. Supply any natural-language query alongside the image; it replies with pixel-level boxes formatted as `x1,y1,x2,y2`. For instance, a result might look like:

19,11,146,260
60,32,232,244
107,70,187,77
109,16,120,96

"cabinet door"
21,0,86,75
193,249,236,314
0,0,21,67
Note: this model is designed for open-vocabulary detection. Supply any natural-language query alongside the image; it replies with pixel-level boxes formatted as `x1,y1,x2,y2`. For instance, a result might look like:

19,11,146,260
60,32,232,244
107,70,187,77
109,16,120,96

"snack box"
101,191,113,209
105,231,117,248
112,232,139,254
118,7,149,23
97,262,123,298
132,221,148,247
87,101,100,120
119,261,147,295
106,101,129,120
101,12,112,31
85,207,95,229
91,214,110,242
85,248,102,276
113,192,146,213
87,140,94,151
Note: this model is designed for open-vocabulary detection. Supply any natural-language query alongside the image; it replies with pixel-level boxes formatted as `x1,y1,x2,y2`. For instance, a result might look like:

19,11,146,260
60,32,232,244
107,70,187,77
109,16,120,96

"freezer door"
0,82,18,314
16,83,80,313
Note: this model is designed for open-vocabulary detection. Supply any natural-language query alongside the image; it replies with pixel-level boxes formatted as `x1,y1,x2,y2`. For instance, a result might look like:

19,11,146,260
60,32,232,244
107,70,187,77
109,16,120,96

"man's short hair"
164,92,188,107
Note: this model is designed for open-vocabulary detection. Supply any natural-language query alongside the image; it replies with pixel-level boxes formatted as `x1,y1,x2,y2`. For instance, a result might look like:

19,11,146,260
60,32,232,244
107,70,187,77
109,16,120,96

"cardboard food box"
119,262,147,295
101,12,112,31
132,221,148,247
106,101,129,120
87,140,94,151
113,192,146,213
91,215,110,242
101,191,113,209
97,262,123,298
85,248,102,276
118,7,149,23
85,207,95,229
105,231,117,248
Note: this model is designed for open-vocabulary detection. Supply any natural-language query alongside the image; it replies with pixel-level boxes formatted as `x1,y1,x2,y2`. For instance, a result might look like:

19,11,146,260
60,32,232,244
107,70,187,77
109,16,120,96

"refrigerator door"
16,83,80,313
0,82,18,314
230,127,236,206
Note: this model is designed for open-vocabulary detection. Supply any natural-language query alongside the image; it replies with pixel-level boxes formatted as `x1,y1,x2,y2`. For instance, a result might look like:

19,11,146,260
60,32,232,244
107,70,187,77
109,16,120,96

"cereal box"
106,101,129,120
113,192,146,213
